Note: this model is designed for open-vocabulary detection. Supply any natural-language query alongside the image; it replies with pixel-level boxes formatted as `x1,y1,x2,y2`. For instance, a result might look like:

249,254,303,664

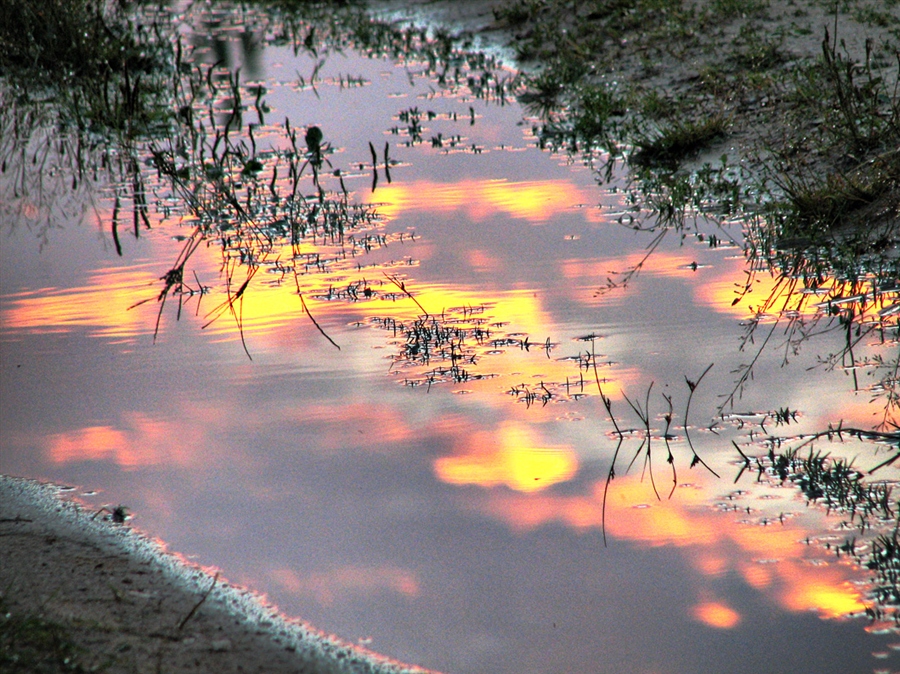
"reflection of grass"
1,0,146,78
0,0,170,133
765,447,894,525
500,0,900,427
2,0,514,356
747,442,900,625
737,33,900,429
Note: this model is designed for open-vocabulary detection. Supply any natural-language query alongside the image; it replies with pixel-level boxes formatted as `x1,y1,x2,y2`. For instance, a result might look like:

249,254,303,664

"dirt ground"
0,476,431,674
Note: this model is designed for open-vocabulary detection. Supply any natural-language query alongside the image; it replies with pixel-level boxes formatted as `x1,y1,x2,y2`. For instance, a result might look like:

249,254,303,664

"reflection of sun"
433,421,578,492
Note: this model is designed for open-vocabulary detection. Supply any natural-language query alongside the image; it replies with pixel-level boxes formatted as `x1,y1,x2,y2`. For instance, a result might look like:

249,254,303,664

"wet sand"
0,476,432,674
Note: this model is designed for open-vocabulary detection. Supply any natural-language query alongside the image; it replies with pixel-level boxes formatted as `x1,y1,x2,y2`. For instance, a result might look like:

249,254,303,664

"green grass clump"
0,0,139,77
0,600,89,674
730,22,785,71
0,0,171,133
571,83,627,147
765,31,900,242
632,114,729,167
772,170,889,234
710,0,769,19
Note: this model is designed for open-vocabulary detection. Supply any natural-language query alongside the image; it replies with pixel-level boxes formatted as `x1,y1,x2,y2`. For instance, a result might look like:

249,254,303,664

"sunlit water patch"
1,4,899,674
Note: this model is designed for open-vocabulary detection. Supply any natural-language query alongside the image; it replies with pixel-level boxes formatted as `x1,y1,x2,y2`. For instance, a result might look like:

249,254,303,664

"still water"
1,5,897,673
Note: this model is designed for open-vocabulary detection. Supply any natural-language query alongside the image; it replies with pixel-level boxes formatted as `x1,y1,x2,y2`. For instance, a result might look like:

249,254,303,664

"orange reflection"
45,411,211,469
481,474,868,620
467,249,503,274
2,266,162,338
372,179,600,223
287,402,415,450
559,250,714,307
780,576,866,618
268,566,419,606
692,601,741,629
434,421,578,492
49,425,130,464
47,414,198,468
560,250,700,284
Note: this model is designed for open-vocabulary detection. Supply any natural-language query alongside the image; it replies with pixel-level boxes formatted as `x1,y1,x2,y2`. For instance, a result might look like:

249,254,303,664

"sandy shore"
0,476,433,674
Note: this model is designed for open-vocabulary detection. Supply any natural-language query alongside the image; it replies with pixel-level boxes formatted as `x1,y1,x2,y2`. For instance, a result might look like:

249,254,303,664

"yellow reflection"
434,421,577,492
194,254,562,344
780,577,866,617
694,256,898,325
693,259,809,319
692,601,741,629
373,179,600,223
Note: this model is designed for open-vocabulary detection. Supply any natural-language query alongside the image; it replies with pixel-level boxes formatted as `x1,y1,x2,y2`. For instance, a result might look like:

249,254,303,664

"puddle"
1,3,898,673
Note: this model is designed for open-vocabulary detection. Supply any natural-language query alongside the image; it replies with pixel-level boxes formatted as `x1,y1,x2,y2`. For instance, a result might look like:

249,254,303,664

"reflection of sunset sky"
2,266,163,339
480,475,868,621
269,565,419,607
371,179,603,224
433,419,577,492
5,179,848,347
37,392,874,628
3,173,889,636
2,37,896,674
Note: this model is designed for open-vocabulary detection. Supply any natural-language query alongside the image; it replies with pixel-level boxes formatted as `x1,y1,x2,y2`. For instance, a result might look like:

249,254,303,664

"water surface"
1,6,897,673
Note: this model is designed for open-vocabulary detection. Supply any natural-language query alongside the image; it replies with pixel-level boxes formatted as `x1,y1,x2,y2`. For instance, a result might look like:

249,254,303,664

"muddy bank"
0,476,432,674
